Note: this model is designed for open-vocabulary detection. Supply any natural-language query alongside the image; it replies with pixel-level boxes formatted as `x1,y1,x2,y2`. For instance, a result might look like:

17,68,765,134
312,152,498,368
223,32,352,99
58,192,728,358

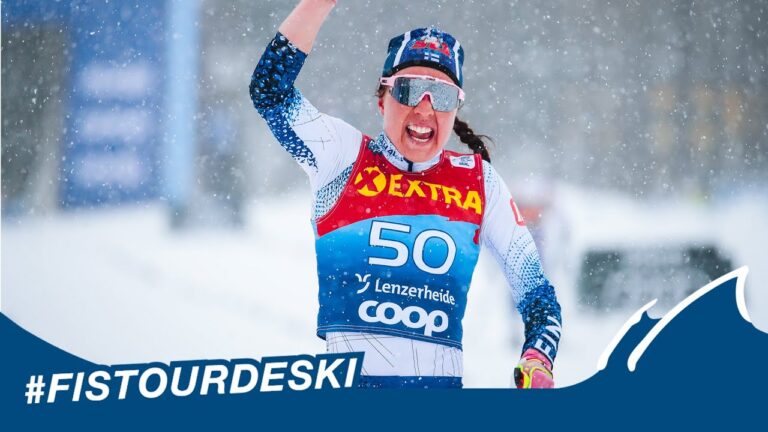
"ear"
377,96,384,116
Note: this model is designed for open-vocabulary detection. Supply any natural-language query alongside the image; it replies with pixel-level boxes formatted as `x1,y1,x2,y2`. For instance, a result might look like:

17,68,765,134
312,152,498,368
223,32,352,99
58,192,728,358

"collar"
370,132,442,173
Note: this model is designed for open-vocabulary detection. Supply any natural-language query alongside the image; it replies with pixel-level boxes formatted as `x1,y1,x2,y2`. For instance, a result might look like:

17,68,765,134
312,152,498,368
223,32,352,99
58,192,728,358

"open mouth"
406,124,435,143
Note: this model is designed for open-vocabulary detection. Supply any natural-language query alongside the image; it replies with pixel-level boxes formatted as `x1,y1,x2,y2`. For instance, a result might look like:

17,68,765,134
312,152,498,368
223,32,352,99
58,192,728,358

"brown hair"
376,85,493,163
453,117,491,163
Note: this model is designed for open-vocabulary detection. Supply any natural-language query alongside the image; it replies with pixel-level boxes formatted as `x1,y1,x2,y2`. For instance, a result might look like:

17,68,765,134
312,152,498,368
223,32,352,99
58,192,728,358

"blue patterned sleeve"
479,161,563,365
249,33,317,169
249,32,362,189
249,33,307,115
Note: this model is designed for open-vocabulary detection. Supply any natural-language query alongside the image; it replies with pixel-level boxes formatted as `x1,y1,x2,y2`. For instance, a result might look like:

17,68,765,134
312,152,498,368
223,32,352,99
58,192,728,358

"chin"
401,137,440,163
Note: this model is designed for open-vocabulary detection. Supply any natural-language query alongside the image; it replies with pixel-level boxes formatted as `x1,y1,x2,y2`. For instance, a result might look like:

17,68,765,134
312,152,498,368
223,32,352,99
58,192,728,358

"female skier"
249,0,562,389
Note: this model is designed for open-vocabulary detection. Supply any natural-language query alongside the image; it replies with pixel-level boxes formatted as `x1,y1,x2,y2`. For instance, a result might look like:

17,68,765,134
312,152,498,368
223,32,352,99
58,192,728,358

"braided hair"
453,117,491,163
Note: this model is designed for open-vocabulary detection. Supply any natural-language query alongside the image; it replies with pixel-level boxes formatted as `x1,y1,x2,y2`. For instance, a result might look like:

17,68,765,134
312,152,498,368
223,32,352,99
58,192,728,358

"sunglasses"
379,74,465,112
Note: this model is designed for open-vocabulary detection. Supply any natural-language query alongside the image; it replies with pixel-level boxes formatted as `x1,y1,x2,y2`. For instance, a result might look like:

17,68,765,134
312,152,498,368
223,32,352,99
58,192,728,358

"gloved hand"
514,348,554,389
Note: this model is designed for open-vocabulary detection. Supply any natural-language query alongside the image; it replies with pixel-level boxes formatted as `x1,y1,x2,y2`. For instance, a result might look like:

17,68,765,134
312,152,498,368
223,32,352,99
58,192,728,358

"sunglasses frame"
379,74,465,112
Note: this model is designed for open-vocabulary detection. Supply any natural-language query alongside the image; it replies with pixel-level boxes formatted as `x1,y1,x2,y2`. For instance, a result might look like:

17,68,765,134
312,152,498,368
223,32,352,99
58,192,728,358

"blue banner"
1,268,765,429
59,1,165,207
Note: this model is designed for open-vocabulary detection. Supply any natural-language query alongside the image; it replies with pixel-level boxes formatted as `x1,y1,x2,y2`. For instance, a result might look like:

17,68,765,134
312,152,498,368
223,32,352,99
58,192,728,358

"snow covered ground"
2,193,766,388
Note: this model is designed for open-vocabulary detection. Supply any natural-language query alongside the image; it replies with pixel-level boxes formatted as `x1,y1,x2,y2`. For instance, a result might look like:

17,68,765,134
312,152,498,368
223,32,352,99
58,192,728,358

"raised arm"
249,0,361,190
278,0,337,53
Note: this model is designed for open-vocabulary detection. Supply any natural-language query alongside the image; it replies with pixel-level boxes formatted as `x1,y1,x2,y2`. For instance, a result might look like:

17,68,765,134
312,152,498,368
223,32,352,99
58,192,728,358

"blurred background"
2,0,767,387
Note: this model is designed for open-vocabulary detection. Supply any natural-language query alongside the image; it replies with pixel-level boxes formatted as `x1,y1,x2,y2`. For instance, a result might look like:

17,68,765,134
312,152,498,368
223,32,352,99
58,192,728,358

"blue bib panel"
314,137,486,349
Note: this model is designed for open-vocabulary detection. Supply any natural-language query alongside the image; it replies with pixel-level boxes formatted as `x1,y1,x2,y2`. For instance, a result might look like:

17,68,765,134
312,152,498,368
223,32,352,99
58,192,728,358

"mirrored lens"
391,78,460,112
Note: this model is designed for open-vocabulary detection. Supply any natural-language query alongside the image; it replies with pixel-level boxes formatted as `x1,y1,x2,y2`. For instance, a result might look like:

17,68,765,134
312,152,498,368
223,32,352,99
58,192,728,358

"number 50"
368,221,456,275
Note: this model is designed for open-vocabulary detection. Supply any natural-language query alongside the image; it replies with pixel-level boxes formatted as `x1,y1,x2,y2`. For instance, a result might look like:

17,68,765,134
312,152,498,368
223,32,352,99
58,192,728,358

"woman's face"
378,66,458,163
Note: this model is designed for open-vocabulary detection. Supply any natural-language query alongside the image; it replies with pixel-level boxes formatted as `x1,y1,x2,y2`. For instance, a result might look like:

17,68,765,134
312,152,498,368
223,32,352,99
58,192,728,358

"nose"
413,93,434,115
